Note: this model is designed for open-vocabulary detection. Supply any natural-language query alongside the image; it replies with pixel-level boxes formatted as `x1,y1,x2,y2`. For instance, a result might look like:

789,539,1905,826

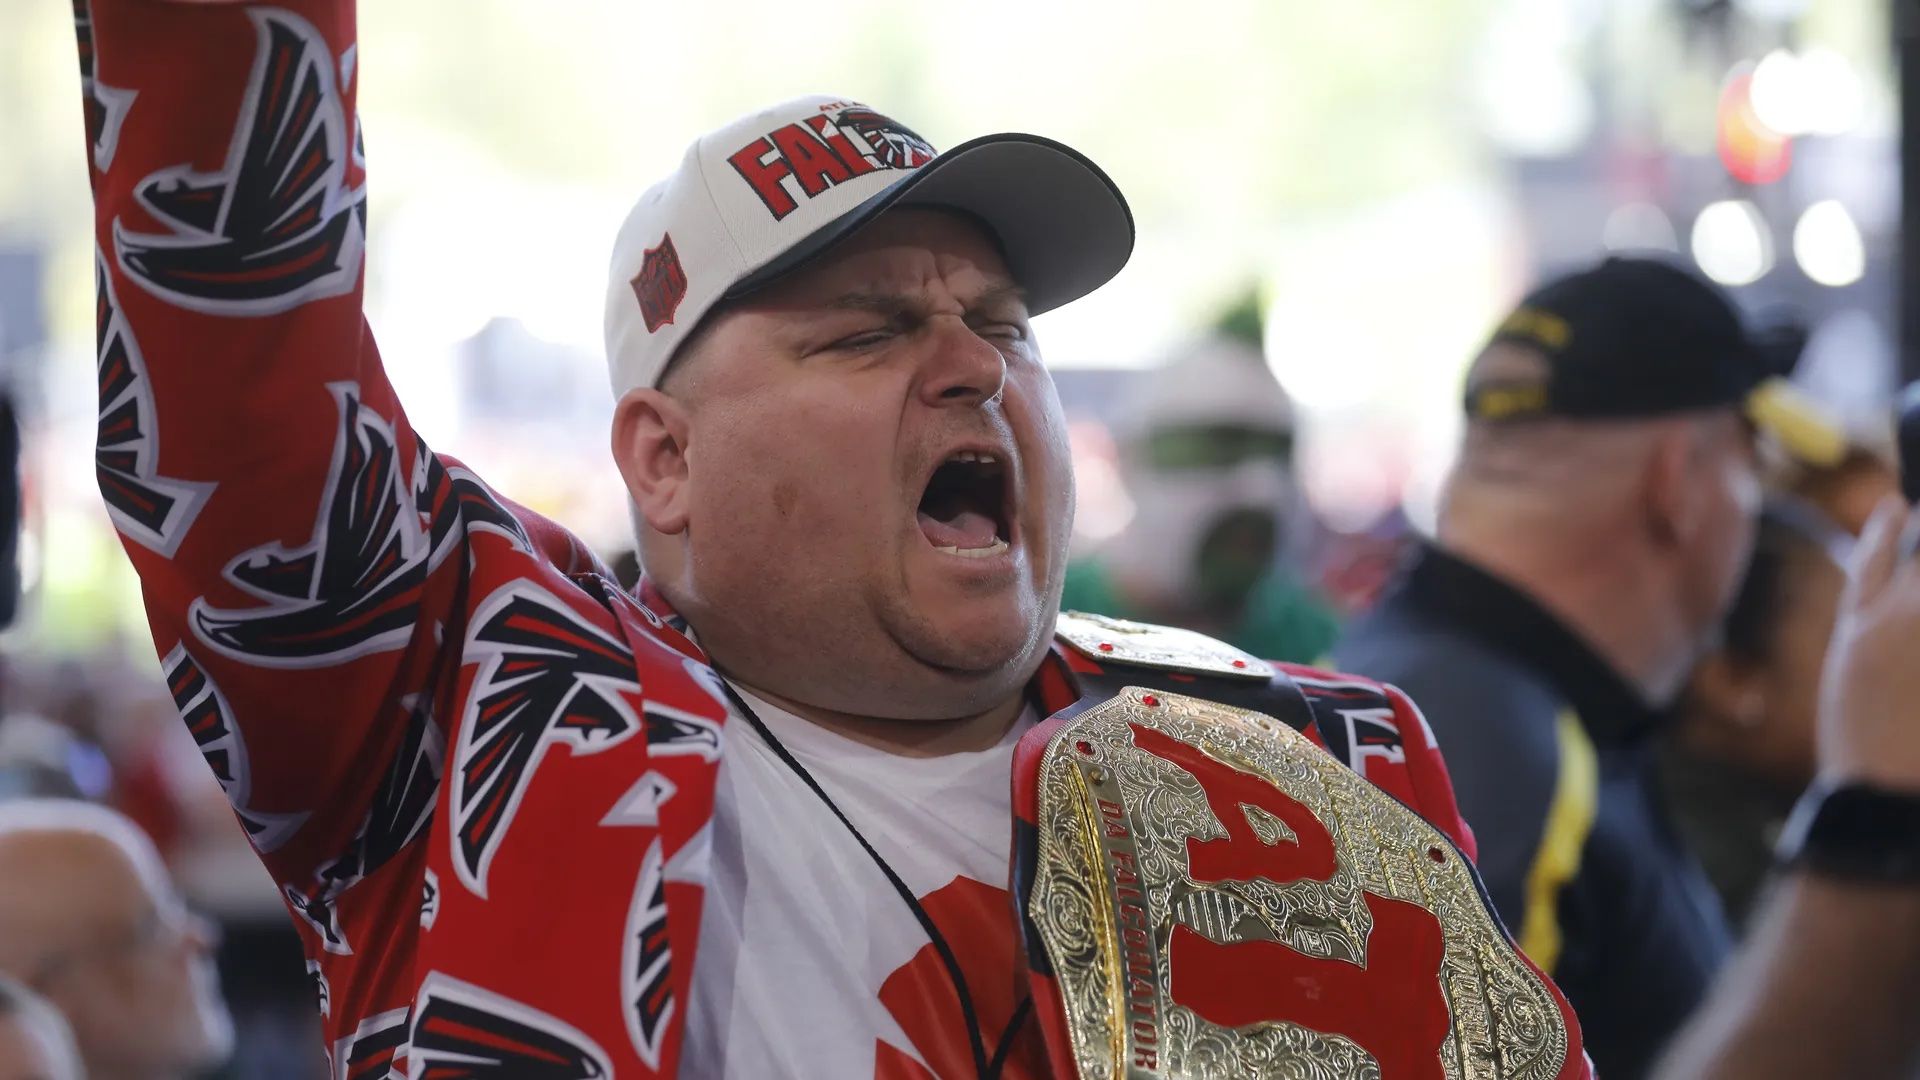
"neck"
1440,526,1697,706
727,680,1029,758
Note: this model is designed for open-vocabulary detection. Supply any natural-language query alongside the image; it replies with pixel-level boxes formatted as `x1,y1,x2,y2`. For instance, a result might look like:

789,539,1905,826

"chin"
904,593,1050,678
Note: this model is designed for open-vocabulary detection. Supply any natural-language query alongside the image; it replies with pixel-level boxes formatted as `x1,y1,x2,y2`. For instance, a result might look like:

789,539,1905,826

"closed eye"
826,326,897,351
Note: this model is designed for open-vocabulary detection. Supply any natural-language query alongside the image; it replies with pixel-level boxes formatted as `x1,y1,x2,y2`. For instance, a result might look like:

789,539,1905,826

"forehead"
741,207,1016,309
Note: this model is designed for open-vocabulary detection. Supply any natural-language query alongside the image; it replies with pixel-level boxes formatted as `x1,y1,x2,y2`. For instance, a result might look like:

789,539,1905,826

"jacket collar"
1391,543,1666,744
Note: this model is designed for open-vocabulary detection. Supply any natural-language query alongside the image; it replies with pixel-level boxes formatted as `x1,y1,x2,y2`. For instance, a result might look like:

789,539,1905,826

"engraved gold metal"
1026,687,1570,1079
1056,611,1275,681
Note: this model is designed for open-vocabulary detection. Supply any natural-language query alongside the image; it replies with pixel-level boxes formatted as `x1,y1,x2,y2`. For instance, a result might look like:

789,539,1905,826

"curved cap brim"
725,132,1134,317
1747,377,1848,468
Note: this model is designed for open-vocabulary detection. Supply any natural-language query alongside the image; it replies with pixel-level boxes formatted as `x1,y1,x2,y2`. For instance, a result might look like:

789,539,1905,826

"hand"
1817,496,1920,789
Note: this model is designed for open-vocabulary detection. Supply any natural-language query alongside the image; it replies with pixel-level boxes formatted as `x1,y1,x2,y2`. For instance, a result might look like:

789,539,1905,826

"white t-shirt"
680,688,1047,1079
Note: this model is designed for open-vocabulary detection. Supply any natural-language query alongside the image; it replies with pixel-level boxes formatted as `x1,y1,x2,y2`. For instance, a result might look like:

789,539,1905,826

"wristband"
1776,779,1920,883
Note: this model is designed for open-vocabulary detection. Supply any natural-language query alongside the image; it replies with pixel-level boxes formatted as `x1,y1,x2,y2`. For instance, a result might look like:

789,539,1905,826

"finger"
1842,494,1907,614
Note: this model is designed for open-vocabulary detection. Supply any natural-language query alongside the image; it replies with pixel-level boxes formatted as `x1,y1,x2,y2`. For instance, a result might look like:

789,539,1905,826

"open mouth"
917,450,1012,559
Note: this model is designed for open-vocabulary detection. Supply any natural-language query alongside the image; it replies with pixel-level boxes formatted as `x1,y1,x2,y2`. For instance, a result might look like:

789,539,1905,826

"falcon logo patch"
113,8,365,314
451,583,641,897
163,645,307,853
409,973,612,1078
190,384,427,667
95,250,214,558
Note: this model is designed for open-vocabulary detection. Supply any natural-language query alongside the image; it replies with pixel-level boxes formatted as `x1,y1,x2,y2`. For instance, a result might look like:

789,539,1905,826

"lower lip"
918,530,1020,574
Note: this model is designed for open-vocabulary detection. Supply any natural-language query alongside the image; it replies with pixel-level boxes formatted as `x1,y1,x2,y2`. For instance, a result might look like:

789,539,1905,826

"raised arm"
79,0,492,902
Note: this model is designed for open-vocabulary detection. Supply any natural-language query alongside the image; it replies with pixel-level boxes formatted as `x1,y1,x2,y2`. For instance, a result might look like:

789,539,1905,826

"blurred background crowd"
0,0,1909,1076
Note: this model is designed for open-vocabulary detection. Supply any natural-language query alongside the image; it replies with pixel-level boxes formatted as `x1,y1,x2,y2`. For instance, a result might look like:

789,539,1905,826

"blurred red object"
1718,70,1791,186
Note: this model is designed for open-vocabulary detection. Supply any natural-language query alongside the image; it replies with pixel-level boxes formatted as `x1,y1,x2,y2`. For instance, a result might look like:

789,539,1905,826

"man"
73,2,1589,1076
1656,496,1920,1078
0,800,231,1080
0,976,84,1080
1062,296,1339,662
1335,257,1843,1078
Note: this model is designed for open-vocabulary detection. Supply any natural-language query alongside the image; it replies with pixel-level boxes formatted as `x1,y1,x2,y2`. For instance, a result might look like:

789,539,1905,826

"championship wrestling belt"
1014,613,1574,1079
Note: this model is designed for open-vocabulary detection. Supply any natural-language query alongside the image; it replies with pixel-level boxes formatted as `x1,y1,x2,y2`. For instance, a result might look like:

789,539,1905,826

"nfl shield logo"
632,235,689,334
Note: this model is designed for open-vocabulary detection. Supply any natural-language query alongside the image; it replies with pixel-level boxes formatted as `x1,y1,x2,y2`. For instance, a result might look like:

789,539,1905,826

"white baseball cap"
602,94,1134,397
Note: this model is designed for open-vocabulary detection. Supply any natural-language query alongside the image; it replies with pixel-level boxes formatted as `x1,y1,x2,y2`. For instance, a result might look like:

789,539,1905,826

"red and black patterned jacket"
75,1,1588,1076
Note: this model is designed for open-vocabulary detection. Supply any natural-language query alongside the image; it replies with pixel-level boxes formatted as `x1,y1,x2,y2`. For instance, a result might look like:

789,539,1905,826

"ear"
1642,422,1699,550
611,387,694,536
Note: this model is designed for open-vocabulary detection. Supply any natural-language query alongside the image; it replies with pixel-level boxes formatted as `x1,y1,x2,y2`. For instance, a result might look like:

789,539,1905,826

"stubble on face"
657,210,1075,722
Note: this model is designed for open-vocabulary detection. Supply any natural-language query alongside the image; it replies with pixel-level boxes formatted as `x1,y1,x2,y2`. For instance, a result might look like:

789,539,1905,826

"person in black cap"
1334,256,1844,1079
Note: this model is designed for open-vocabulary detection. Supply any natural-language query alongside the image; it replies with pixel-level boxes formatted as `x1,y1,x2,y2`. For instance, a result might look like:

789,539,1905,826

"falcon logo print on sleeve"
452,583,642,897
409,973,612,1079
413,447,530,566
641,703,722,762
190,384,429,667
420,868,439,930
95,251,214,558
623,838,674,1070
284,878,353,956
328,1006,408,1080
306,958,329,1019
312,695,444,899
72,0,133,172
112,7,365,314
287,694,443,956
163,645,309,853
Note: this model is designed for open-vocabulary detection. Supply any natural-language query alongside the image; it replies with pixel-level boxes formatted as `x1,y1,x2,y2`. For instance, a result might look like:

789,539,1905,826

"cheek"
695,397,898,544
1011,378,1074,510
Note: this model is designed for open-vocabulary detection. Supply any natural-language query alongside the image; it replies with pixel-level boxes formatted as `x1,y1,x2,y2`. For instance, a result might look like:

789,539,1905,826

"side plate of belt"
1013,683,1572,1079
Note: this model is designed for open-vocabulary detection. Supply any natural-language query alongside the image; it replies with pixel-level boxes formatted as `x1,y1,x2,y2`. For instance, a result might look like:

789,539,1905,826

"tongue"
918,509,999,550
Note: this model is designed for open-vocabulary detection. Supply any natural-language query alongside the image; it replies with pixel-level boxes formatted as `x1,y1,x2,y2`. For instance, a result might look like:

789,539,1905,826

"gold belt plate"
1026,688,1569,1079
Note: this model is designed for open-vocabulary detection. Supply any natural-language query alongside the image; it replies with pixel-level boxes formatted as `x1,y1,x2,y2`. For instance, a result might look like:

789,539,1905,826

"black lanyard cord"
718,680,1029,1080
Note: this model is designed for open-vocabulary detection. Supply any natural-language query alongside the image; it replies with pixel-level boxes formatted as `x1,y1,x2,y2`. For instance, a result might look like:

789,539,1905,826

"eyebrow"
827,281,1029,317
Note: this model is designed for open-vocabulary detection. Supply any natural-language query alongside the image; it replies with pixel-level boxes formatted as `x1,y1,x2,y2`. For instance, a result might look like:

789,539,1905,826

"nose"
916,319,1007,409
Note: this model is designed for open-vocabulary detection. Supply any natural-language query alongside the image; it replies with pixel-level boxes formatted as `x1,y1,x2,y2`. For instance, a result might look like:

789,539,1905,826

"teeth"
949,450,998,464
934,537,1010,559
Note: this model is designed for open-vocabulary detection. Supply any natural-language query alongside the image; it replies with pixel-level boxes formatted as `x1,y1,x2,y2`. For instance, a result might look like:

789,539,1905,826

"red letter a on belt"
1129,723,1451,1080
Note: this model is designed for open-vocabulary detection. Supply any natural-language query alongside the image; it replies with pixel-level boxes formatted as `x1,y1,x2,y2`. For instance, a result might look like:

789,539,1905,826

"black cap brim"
725,132,1135,317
